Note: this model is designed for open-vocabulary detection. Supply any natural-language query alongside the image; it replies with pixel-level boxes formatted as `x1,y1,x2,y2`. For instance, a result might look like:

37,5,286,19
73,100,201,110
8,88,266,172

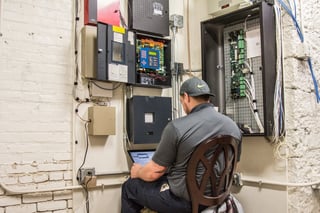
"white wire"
243,60,264,133
273,3,285,143
254,112,264,133
244,78,253,93
245,92,264,133
244,60,256,97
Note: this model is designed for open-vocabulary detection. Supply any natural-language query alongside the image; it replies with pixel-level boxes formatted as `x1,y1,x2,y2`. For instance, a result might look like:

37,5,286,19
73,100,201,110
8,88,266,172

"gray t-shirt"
152,103,242,201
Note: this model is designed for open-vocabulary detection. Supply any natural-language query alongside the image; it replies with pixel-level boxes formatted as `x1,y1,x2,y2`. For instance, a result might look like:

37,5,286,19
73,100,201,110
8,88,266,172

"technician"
121,77,242,213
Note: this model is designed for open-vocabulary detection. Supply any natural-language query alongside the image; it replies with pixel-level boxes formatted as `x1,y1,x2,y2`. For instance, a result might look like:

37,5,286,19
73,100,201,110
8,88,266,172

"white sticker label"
128,31,134,45
108,64,128,82
246,28,261,58
153,2,164,16
113,32,123,43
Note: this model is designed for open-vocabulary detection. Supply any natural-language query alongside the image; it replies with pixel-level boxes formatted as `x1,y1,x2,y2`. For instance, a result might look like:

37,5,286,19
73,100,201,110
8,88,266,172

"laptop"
127,149,156,166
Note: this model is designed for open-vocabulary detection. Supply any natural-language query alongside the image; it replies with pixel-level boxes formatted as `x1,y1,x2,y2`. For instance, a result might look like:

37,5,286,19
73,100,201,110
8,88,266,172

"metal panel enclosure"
128,0,169,36
127,96,172,144
201,1,277,137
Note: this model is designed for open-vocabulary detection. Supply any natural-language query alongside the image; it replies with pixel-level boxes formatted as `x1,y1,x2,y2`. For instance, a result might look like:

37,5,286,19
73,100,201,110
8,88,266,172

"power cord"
74,102,91,212
82,173,93,213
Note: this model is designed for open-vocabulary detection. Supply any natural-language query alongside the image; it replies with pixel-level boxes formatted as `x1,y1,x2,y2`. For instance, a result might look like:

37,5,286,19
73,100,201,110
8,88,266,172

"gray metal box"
128,0,169,36
127,96,172,144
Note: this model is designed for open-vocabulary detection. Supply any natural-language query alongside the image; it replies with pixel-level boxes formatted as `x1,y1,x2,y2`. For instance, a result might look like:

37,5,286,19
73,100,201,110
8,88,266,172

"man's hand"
129,160,167,182
130,163,142,178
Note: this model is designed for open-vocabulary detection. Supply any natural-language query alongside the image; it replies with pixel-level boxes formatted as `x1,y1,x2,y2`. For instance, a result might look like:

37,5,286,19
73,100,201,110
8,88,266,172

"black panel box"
128,0,169,36
127,96,172,144
96,23,135,83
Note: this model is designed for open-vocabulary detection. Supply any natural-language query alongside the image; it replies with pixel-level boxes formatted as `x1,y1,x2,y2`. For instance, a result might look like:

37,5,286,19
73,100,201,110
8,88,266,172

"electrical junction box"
127,96,172,144
128,0,169,36
170,14,184,28
88,106,116,135
207,0,252,17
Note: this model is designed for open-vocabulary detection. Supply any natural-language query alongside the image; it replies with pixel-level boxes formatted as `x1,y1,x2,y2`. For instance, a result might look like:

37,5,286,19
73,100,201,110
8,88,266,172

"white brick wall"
37,200,67,211
0,196,21,207
23,192,52,203
282,0,320,212
6,203,37,213
0,0,74,212
53,191,72,201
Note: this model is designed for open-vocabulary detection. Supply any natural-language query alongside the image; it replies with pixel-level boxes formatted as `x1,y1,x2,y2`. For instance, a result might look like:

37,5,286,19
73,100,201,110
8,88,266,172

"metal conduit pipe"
1,172,129,195
239,174,320,189
0,180,125,196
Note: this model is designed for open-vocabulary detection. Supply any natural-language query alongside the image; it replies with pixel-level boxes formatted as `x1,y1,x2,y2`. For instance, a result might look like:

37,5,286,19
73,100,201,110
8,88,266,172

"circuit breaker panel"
201,1,276,137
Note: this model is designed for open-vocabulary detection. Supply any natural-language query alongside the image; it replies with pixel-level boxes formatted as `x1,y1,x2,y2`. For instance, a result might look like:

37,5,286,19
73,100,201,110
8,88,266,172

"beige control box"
81,25,96,78
88,106,116,136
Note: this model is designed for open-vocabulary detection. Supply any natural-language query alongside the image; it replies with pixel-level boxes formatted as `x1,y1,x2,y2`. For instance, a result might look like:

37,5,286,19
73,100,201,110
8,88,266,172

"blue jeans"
121,176,191,213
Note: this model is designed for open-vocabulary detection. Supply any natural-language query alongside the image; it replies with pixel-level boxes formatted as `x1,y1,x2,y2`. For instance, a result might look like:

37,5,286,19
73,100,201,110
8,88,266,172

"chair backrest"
186,135,239,213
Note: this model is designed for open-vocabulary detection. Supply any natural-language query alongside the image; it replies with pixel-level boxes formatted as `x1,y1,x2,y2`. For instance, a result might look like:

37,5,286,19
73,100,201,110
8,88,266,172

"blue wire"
278,0,304,42
293,0,297,18
278,0,320,103
307,58,320,103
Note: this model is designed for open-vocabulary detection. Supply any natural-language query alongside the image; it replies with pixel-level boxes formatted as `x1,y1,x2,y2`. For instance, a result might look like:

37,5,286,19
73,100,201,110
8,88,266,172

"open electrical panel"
201,1,276,137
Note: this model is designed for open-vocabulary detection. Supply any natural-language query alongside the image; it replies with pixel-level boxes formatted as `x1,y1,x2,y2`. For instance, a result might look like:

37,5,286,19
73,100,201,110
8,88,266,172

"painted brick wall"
0,0,74,212
282,0,320,212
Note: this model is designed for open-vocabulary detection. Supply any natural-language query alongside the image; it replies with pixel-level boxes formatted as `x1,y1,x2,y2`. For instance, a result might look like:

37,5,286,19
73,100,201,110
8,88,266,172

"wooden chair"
186,135,239,213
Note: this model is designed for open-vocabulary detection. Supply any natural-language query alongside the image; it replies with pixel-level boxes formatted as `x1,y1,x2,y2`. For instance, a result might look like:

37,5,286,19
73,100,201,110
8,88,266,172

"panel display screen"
112,41,124,63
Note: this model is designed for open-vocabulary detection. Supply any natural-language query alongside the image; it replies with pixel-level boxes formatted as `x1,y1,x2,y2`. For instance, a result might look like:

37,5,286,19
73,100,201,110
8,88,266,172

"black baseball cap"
180,77,215,97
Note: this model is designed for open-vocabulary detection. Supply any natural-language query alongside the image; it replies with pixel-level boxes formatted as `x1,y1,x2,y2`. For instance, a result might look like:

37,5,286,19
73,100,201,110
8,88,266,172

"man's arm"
130,160,167,182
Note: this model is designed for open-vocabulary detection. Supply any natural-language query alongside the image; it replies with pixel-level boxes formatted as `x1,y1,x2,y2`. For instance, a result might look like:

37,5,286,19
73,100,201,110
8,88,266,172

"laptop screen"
128,150,155,166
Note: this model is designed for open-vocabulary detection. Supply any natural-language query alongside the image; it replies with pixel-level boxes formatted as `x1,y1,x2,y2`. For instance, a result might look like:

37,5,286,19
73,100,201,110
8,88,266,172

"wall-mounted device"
88,106,116,136
81,25,97,79
134,34,171,88
201,1,276,137
97,23,136,83
207,0,252,17
128,0,169,36
81,23,136,83
127,96,172,144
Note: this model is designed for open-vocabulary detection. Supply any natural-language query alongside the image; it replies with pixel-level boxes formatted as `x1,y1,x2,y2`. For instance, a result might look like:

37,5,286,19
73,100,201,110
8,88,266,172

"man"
121,77,242,213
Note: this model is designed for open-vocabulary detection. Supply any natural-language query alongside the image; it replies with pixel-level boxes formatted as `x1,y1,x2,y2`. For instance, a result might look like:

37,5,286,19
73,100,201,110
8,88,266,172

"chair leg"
192,204,198,213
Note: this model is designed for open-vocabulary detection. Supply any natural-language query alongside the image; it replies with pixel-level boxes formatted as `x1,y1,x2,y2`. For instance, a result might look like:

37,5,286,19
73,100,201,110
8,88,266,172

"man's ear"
186,94,191,103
